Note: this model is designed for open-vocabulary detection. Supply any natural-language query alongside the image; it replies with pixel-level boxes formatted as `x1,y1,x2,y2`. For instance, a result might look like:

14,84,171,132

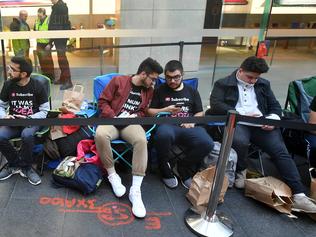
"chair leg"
112,146,133,169
258,151,265,176
39,153,45,176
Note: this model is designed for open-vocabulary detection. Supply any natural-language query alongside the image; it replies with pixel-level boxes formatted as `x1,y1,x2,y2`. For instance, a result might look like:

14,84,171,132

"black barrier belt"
236,114,316,132
0,116,227,127
0,115,315,132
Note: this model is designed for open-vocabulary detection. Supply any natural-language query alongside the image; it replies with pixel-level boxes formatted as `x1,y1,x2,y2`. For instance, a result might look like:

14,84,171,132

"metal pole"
1,40,6,80
179,41,184,64
99,46,104,75
33,50,39,73
184,110,237,237
211,39,219,87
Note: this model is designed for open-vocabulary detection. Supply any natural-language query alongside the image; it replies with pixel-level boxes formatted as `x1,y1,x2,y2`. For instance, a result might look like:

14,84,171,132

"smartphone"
47,110,61,118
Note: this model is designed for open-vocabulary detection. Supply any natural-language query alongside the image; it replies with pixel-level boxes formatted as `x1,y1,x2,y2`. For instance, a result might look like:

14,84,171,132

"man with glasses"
95,57,163,218
0,57,49,186
148,60,214,189
208,56,316,213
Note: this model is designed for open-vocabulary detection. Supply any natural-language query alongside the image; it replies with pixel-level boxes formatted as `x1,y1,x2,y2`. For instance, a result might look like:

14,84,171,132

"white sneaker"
129,187,146,218
292,195,316,213
108,173,126,197
234,169,247,189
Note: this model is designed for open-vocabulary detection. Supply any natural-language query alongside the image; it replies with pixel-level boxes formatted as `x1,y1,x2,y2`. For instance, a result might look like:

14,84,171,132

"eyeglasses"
165,74,182,82
7,65,20,73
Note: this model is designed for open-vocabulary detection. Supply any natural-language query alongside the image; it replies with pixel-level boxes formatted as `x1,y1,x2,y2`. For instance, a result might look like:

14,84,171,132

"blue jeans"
306,133,316,168
154,124,214,180
232,124,305,194
0,126,40,168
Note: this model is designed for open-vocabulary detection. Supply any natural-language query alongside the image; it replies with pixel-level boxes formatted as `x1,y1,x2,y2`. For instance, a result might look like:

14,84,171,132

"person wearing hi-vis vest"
34,8,55,82
10,10,30,58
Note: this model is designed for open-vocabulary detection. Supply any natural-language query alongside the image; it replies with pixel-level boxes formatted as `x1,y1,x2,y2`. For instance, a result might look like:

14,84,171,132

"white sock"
107,167,116,176
293,193,306,198
131,175,144,190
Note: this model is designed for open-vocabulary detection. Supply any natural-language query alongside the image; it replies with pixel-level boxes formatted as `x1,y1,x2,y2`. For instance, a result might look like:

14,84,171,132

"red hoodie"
98,75,153,118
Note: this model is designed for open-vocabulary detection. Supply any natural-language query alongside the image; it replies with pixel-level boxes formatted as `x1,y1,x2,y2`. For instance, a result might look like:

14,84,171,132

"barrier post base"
184,208,233,237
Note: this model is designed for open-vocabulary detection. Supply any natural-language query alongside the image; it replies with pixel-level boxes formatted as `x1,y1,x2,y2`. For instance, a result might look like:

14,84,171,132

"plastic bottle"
80,100,89,110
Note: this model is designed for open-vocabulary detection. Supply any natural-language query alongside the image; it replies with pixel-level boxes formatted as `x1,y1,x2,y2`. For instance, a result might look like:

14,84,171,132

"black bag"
52,162,103,195
44,138,60,160
282,112,308,157
55,126,93,158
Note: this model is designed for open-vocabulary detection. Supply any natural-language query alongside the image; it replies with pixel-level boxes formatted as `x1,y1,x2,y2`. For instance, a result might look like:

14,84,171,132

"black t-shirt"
117,84,142,117
311,96,316,112
150,83,203,117
0,78,48,116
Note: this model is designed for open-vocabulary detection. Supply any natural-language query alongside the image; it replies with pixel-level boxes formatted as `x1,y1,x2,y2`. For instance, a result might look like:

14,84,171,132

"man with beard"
95,57,163,218
0,57,49,186
148,60,214,189
10,10,30,58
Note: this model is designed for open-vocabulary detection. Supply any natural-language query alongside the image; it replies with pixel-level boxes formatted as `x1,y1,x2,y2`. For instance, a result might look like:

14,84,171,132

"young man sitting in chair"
0,57,49,185
95,57,163,218
208,56,316,213
147,60,214,189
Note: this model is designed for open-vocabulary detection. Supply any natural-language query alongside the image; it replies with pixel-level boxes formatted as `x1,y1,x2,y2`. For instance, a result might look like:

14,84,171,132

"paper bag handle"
72,84,84,94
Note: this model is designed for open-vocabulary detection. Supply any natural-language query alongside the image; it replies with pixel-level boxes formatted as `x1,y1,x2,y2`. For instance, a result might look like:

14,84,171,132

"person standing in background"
34,8,55,82
46,0,72,90
10,10,30,58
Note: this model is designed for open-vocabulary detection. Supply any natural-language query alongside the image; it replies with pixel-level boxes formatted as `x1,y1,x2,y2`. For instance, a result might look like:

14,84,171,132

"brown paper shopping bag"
245,176,293,215
49,125,67,140
186,166,229,208
61,84,84,113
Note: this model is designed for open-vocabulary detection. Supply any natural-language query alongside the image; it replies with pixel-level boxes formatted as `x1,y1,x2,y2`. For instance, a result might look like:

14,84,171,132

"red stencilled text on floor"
39,196,172,230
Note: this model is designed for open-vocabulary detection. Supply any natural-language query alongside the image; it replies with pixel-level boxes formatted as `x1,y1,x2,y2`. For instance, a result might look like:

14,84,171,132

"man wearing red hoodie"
95,57,163,218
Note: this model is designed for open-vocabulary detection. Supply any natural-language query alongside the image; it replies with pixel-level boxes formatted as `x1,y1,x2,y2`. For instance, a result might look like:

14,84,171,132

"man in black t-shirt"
0,57,49,185
148,60,214,189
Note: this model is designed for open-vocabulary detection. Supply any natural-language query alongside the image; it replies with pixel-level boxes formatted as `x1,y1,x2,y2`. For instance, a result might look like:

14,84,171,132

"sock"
131,175,144,190
107,167,116,176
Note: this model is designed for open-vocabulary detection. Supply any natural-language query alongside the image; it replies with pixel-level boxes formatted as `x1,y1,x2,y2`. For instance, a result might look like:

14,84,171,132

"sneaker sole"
19,170,41,185
28,179,41,186
180,180,190,189
0,173,14,181
292,207,316,213
162,177,178,189
0,170,21,181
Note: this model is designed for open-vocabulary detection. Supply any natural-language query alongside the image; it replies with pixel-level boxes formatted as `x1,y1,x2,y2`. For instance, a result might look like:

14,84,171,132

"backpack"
52,157,103,195
43,138,60,160
201,142,237,188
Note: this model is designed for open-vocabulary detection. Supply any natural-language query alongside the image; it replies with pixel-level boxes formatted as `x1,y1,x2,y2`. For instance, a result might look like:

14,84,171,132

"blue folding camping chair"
91,73,157,168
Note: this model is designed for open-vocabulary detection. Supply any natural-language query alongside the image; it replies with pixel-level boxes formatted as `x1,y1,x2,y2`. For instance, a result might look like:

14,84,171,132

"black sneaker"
0,165,21,180
20,167,41,185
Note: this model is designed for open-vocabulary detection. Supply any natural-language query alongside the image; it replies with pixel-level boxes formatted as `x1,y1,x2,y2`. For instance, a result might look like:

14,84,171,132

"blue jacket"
209,70,282,117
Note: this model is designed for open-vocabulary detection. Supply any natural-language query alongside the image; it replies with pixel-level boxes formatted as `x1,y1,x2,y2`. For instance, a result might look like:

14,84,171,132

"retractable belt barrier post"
184,111,237,237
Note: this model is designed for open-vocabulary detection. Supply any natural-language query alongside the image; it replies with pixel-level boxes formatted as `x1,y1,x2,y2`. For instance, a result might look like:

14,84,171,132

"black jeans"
53,38,71,84
0,126,40,168
154,124,214,180
232,124,305,194
37,43,55,81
